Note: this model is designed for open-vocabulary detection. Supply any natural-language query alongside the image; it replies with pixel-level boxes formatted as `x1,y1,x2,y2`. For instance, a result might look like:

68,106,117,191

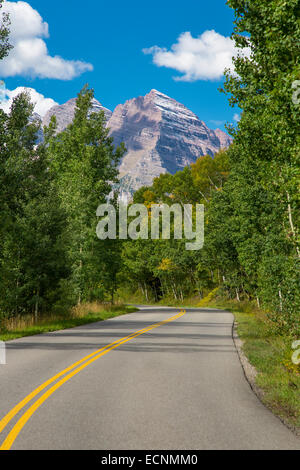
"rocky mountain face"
42,98,112,133
214,128,232,149
41,90,231,195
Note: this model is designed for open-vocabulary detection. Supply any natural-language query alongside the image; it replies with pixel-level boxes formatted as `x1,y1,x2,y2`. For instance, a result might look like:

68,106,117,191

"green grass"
0,304,138,342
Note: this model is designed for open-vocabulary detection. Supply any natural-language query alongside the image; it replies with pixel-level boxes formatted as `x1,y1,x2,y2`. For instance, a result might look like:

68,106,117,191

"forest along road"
0,306,299,450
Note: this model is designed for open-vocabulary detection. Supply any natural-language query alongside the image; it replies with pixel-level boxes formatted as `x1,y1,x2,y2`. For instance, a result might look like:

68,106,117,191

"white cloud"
0,1,93,79
0,85,58,116
233,113,240,122
143,30,250,82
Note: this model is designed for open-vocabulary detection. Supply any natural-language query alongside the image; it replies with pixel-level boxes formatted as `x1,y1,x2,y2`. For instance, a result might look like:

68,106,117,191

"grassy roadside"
0,303,138,342
233,309,300,433
122,290,300,433
194,294,300,433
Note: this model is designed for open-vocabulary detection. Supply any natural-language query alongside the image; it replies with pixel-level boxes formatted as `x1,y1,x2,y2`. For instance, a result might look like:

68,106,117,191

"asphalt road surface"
0,306,299,450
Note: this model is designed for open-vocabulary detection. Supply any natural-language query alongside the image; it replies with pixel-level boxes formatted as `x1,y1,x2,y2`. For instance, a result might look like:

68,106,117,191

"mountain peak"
148,89,169,97
39,90,232,196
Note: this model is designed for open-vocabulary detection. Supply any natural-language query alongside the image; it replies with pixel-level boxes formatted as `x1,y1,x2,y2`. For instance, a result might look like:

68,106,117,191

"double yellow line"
0,309,186,450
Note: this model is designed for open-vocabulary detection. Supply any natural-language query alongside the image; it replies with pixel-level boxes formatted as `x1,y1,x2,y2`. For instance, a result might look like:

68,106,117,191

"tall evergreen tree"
0,92,68,317
46,85,125,305
0,0,12,60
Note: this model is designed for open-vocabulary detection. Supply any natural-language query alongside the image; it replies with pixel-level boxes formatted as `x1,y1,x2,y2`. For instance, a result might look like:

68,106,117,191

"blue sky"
0,0,240,130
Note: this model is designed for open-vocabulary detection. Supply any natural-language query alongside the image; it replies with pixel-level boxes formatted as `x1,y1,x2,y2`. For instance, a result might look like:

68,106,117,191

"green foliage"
45,85,125,306
0,92,68,317
0,1,298,337
221,0,300,333
121,151,228,303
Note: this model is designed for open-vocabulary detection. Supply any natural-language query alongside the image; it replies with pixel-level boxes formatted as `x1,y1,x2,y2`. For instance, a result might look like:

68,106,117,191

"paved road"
0,306,299,450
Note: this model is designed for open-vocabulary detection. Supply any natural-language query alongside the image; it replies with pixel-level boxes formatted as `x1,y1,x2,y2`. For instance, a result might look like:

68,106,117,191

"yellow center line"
0,309,186,450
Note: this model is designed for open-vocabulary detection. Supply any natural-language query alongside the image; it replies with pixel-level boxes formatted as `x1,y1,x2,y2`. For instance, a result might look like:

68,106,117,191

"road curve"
0,306,299,450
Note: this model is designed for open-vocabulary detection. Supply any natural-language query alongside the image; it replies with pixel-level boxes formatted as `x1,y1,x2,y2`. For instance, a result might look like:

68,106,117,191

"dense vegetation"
0,0,299,338
121,0,300,335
